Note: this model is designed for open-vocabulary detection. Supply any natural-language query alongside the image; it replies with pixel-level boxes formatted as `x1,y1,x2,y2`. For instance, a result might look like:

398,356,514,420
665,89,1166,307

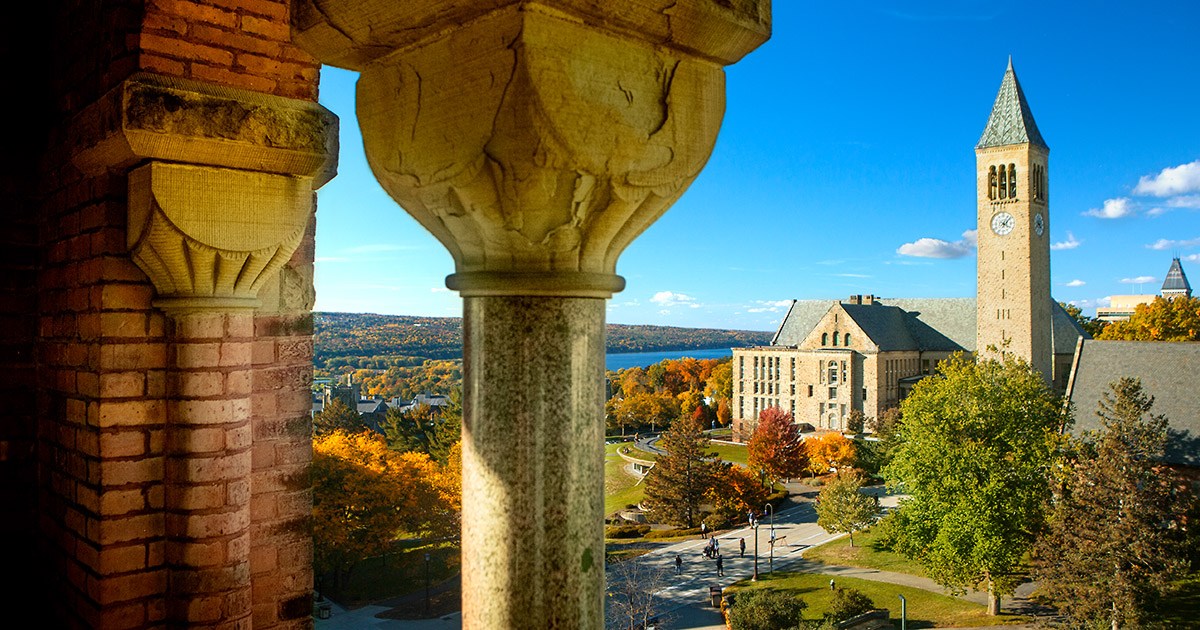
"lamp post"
898,594,907,630
764,503,775,572
751,519,759,582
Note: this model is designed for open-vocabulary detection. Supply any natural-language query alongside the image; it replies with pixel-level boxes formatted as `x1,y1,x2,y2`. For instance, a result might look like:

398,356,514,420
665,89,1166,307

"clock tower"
976,58,1052,380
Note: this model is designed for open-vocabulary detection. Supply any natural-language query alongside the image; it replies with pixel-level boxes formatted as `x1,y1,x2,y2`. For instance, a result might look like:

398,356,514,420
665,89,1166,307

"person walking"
675,554,682,575
716,554,724,577
739,537,745,557
700,522,707,539
712,536,719,553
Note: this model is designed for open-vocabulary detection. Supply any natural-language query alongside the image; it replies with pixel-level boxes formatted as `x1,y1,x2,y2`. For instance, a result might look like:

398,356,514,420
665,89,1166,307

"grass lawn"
605,442,646,514
1154,572,1200,625
709,441,749,466
625,443,660,460
727,572,1029,628
803,526,927,577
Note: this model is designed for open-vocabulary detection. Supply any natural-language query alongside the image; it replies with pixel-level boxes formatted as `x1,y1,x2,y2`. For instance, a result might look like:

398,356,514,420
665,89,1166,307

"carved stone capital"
294,1,769,297
128,162,314,312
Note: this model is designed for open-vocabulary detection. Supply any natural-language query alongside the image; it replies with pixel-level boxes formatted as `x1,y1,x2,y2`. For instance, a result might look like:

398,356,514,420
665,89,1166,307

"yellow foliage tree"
807,431,856,477
1097,296,1200,341
312,430,460,591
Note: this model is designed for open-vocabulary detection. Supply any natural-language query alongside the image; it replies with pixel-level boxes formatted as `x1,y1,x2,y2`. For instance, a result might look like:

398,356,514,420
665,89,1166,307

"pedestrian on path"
675,555,682,575
712,536,719,552
700,522,707,539
716,554,724,577
739,537,745,557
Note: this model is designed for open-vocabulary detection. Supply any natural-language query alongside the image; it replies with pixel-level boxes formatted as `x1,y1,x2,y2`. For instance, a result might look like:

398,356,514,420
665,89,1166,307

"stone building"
732,60,1085,438
0,2,770,628
1097,257,1193,321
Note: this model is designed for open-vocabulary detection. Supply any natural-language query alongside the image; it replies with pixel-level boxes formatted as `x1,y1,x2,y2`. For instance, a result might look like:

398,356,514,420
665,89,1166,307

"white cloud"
1146,237,1200,251
650,291,701,309
1168,195,1200,208
1120,276,1156,284
1099,296,1112,306
1065,279,1086,287
745,300,792,314
896,229,977,259
1132,160,1200,197
1184,254,1200,262
1050,232,1081,251
833,273,872,278
1083,197,1135,219
1146,207,1170,217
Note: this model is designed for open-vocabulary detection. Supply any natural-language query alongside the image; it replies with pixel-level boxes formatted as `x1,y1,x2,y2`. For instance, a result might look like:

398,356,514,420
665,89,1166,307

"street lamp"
751,518,759,582
764,503,775,572
898,594,906,630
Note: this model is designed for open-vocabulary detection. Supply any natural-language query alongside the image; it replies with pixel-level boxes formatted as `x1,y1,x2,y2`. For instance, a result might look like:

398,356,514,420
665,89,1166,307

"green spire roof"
977,58,1048,150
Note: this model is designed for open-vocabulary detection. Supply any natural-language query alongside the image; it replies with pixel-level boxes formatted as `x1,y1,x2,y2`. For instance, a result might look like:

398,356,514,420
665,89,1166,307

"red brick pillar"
163,309,256,626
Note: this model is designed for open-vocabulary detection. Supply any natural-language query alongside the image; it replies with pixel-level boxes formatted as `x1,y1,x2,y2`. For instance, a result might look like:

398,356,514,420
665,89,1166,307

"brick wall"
24,1,324,626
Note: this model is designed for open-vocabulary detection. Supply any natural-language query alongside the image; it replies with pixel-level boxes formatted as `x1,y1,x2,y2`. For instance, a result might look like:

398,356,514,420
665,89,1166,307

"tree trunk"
849,532,855,548
987,578,1001,616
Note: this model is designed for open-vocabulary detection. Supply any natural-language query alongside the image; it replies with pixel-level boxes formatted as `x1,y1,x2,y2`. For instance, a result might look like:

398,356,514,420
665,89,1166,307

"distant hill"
313,312,772,367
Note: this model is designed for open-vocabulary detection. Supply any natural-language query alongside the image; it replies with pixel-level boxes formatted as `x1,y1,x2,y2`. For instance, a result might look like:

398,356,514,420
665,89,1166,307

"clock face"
991,212,1015,236
1034,213,1045,236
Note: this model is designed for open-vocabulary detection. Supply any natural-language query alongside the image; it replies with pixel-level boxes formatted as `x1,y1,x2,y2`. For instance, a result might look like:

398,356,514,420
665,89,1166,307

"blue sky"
313,1,1200,331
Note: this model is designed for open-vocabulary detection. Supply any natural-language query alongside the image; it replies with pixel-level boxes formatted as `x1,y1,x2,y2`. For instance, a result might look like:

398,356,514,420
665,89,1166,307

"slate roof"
1162,257,1192,295
977,58,1048,150
1067,340,1200,466
765,297,1084,355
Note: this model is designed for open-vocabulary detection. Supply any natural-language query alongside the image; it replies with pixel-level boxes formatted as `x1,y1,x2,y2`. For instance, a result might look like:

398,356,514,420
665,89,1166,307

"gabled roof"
1162,257,1192,295
1067,340,1200,466
977,58,1048,150
770,300,836,346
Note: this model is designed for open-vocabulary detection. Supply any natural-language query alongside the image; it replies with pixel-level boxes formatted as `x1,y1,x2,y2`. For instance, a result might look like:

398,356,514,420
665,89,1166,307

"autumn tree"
845,409,867,435
715,399,732,427
747,406,807,483
1060,301,1108,338
311,430,457,591
806,431,856,477
642,413,718,528
816,471,878,547
883,354,1063,615
704,360,733,404
707,462,771,522
313,398,365,436
1098,295,1200,341
677,389,707,422
1034,378,1193,628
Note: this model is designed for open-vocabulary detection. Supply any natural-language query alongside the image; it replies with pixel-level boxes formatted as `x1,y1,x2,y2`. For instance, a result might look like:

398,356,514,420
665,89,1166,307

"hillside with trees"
314,312,771,367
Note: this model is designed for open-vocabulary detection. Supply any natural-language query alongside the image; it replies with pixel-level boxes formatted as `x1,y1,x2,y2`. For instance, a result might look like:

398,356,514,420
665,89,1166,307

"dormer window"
844,333,851,346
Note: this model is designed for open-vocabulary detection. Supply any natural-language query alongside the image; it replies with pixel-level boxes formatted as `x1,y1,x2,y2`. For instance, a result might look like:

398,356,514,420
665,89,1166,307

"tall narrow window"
821,332,828,346
989,165,997,200
1008,163,1017,198
844,333,851,346
833,332,839,346
998,164,1007,199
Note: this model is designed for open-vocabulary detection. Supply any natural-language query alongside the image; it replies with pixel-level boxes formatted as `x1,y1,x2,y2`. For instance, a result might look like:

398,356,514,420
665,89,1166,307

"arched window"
1008,163,1017,198
988,165,997,200
833,332,839,346
821,333,828,346
844,333,851,346
998,164,1007,199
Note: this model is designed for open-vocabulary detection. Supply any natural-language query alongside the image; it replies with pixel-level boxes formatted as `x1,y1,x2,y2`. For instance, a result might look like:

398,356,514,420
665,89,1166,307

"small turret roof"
977,58,1048,150
1162,257,1192,295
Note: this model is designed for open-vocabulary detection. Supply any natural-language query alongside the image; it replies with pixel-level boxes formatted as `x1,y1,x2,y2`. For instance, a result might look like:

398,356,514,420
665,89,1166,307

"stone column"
293,2,769,626
73,74,337,626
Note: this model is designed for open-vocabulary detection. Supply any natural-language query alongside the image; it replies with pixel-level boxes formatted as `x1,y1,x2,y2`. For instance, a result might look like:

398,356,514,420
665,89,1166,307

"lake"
605,347,732,371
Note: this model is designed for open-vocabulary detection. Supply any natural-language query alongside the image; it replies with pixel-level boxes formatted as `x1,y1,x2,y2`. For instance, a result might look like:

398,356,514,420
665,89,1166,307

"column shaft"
164,311,254,627
461,297,606,629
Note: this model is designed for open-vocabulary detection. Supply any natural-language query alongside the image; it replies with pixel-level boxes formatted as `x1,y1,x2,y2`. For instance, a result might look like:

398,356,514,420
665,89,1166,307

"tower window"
1009,163,1017,198
989,165,997,200
998,164,1007,199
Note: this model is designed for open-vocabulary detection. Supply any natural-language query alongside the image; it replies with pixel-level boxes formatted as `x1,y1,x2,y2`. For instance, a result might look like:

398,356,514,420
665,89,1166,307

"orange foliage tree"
707,462,770,522
312,430,460,591
747,407,807,483
807,431,857,476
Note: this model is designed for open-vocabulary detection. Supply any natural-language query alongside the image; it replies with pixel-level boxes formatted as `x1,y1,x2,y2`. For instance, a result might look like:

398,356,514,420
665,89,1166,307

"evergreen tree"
642,413,717,528
1035,378,1192,628
312,398,365,436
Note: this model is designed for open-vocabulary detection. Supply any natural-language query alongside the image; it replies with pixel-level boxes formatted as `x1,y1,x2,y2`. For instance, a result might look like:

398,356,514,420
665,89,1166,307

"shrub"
645,527,702,540
826,587,875,622
726,589,807,630
703,513,730,532
604,524,650,539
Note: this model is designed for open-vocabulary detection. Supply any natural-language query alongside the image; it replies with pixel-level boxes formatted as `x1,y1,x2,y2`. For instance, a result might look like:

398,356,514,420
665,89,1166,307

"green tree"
826,587,876,623
1034,378,1192,628
1060,301,1109,338
1097,295,1200,341
727,589,807,630
883,354,1063,615
747,406,807,484
312,398,364,436
815,471,878,547
642,414,718,528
